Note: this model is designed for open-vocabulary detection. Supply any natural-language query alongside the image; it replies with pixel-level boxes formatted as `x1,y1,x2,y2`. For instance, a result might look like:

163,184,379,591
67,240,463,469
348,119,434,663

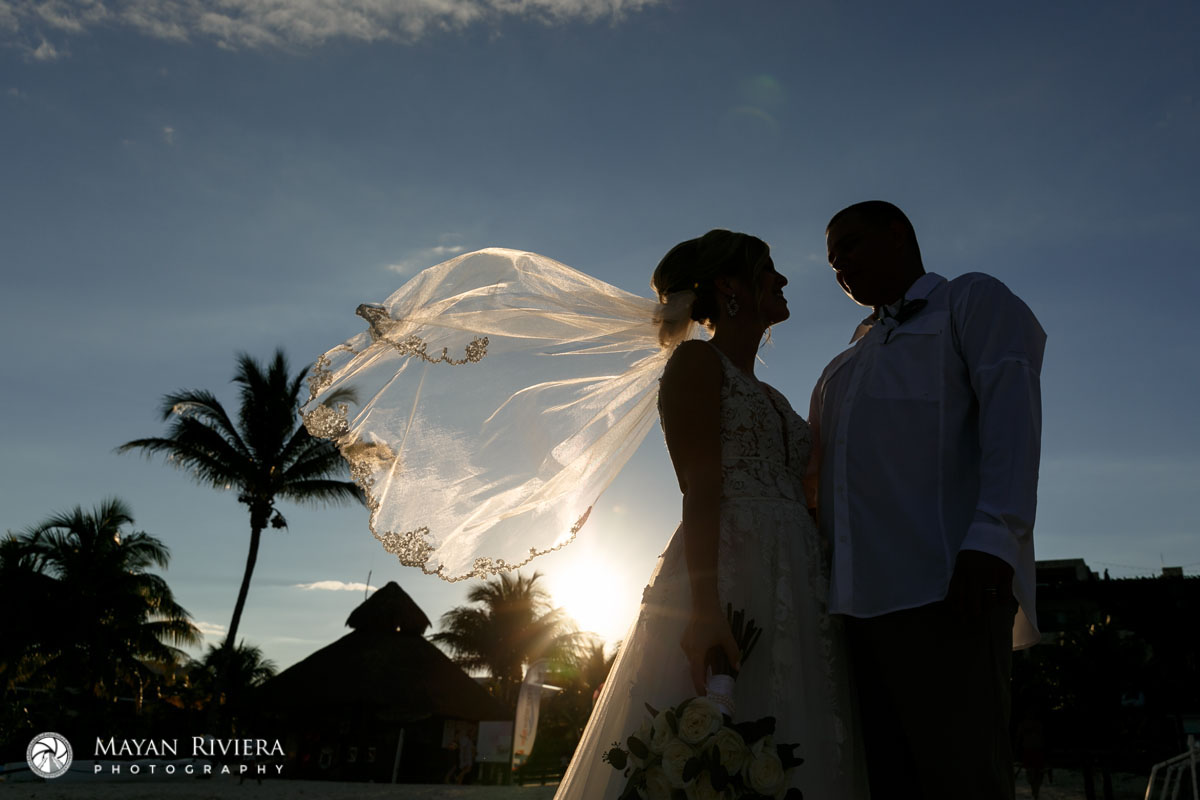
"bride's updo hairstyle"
651,229,771,346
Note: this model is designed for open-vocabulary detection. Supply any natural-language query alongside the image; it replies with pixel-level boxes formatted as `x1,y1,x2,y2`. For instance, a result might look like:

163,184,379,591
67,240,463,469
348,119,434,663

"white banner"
511,659,552,768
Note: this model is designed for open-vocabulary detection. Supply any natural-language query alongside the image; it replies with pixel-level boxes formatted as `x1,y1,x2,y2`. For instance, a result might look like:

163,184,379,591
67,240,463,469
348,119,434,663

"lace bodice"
659,341,812,502
710,345,812,503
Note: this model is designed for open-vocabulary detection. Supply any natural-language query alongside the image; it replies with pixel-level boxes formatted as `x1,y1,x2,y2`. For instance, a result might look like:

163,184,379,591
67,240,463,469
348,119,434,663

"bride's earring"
726,295,739,318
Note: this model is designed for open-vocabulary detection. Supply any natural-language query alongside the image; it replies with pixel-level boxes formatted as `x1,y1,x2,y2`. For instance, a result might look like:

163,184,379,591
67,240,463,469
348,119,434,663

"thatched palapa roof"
257,581,508,722
345,580,432,635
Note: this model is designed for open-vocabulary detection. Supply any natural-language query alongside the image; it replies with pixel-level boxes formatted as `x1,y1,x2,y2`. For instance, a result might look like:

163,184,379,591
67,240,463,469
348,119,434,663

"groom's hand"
945,549,1013,625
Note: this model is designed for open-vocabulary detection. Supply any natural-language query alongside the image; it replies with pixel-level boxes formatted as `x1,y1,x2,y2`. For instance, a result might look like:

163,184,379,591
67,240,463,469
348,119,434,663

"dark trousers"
844,598,1016,800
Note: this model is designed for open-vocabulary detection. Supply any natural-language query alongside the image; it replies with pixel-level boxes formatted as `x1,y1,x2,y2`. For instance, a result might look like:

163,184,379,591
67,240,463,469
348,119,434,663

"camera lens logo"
27,732,73,779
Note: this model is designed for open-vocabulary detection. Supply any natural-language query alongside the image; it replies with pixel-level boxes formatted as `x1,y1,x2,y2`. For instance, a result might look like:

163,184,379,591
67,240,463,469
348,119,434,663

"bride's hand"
680,608,741,695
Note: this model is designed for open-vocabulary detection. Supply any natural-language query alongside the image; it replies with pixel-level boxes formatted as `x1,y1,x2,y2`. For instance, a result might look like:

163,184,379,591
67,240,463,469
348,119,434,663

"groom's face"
826,214,906,308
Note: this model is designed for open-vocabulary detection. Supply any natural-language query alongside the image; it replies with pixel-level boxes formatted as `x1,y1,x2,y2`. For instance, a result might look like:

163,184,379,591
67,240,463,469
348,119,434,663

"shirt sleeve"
953,275,1047,568
804,378,824,513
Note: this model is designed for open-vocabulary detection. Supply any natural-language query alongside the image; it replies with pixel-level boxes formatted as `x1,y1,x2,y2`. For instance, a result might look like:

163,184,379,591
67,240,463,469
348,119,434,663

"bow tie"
878,297,927,325
850,297,930,344
875,298,927,343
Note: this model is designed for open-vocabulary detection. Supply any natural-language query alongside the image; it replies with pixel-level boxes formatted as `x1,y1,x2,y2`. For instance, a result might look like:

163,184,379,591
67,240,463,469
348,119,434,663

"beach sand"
1015,768,1149,800
2,769,1152,800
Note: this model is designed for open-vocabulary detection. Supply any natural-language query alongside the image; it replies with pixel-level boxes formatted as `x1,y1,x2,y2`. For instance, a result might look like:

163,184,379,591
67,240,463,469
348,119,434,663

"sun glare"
545,554,640,646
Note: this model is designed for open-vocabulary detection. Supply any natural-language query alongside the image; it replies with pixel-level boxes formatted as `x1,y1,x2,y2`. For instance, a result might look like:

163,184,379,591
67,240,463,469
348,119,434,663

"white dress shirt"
807,272,1046,649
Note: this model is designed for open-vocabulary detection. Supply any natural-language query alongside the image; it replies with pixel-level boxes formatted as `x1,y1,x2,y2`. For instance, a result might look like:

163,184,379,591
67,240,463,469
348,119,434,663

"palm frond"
153,390,251,460
276,479,363,507
113,530,172,571
278,443,352,485
234,350,301,462
120,425,252,491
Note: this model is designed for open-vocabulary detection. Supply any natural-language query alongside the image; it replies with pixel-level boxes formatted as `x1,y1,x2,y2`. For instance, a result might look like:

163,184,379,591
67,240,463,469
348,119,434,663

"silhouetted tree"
119,350,359,715
431,571,578,709
540,635,619,760
188,641,277,731
4,499,199,706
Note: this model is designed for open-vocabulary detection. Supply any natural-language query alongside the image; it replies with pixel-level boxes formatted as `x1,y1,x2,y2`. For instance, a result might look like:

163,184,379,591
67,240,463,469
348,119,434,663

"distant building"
256,581,510,783
1035,558,1199,636
1035,558,1103,636
1024,558,1200,756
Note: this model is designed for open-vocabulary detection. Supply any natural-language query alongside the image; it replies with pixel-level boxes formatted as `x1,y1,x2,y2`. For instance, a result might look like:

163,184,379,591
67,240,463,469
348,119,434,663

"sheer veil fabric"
301,248,697,582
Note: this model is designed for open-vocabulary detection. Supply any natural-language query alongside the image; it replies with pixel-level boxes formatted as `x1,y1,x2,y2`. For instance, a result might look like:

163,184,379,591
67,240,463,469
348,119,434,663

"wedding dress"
554,343,868,799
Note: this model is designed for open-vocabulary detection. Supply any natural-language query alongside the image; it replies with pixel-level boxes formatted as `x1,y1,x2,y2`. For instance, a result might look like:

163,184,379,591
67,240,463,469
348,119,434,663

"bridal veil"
301,248,695,582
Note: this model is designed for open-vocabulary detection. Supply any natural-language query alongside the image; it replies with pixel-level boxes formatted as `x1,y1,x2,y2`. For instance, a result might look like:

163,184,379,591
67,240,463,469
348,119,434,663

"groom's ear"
887,220,913,257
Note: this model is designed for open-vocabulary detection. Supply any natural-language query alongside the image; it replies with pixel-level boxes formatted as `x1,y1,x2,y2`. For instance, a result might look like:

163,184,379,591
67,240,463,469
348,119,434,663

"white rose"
709,726,748,775
677,697,723,745
743,748,787,796
661,738,697,788
749,734,774,757
648,711,674,754
638,766,673,800
629,718,653,767
685,771,728,800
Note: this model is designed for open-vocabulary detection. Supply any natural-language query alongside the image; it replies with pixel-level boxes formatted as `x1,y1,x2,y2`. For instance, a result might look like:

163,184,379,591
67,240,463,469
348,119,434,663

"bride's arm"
659,340,741,694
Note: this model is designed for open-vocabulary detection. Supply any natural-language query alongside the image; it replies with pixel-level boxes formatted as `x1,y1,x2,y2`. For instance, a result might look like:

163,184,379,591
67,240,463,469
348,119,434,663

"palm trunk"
209,519,265,734
223,521,264,655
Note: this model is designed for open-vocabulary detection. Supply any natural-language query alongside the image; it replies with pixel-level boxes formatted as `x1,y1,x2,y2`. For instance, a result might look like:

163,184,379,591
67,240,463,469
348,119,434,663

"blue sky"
2,0,1197,670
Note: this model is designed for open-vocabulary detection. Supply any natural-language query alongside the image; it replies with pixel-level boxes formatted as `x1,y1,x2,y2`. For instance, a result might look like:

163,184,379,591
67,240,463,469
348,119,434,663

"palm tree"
550,635,618,705
538,635,619,769
187,641,277,730
431,571,578,709
203,640,277,689
10,498,200,705
0,533,57,710
118,350,360,696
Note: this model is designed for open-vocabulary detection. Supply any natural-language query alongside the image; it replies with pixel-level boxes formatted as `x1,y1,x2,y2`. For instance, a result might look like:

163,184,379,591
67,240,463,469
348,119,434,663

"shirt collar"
849,272,944,344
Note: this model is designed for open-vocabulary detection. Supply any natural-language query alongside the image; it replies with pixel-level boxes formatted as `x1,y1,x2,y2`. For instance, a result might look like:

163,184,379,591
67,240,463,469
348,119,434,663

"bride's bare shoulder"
663,339,720,377
660,341,722,415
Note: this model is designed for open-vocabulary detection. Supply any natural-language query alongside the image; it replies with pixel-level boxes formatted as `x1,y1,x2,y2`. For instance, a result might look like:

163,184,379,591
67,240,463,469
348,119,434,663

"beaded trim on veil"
301,248,697,582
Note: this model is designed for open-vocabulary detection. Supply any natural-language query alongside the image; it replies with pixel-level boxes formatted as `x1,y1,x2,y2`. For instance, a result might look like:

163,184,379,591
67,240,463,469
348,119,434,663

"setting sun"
543,548,643,646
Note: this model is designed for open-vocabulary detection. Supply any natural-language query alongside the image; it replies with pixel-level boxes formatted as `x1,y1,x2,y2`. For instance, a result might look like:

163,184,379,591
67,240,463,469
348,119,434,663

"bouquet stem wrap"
705,673,736,718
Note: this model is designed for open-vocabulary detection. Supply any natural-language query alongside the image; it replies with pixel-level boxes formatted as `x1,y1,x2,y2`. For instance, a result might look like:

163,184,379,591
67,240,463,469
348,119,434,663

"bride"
300,231,866,797
554,231,867,798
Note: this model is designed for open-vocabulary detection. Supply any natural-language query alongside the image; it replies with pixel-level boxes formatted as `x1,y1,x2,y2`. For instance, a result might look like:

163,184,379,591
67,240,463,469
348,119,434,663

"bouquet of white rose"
601,606,804,800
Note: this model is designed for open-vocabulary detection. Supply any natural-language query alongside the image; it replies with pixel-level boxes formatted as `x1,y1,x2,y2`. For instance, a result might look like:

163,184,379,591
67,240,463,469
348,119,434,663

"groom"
807,201,1046,798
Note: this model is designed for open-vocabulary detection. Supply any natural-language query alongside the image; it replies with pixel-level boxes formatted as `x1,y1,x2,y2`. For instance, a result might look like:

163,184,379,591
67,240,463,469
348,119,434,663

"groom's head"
826,201,924,309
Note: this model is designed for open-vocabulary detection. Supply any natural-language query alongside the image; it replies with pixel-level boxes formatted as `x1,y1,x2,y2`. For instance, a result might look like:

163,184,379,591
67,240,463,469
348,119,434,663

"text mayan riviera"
92,737,285,776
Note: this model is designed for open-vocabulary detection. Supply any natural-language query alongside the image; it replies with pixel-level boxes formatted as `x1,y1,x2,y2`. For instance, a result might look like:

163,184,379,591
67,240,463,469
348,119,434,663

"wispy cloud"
294,580,377,592
3,0,663,55
31,37,61,60
161,125,175,144
0,3,18,34
386,242,469,275
195,620,227,638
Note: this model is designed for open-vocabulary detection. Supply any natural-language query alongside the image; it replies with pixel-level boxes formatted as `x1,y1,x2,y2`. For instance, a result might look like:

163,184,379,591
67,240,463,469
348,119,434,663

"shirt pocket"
863,310,947,401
